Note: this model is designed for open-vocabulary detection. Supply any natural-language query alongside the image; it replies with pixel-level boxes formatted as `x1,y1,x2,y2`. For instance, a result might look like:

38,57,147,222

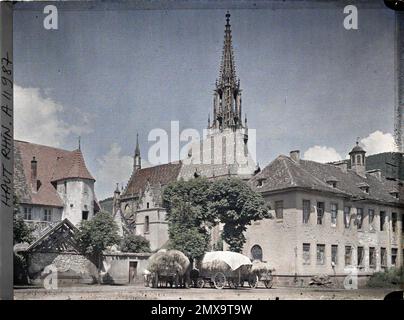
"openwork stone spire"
209,12,243,131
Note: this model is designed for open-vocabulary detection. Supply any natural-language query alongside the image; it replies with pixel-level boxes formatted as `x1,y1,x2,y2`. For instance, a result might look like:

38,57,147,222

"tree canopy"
120,233,151,253
75,211,121,257
162,177,270,255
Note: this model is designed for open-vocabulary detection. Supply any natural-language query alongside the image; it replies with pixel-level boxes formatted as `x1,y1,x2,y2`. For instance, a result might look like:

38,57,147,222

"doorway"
129,261,138,284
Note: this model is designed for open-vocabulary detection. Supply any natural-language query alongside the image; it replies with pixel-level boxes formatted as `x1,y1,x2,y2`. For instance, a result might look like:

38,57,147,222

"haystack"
251,261,274,274
147,249,190,275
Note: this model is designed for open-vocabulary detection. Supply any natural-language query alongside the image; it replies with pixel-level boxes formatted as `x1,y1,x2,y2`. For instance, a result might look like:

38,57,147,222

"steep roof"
122,162,182,198
249,154,401,205
14,140,95,207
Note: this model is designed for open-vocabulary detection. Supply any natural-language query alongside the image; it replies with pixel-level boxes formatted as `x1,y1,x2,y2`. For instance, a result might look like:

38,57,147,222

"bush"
120,234,151,253
367,267,404,288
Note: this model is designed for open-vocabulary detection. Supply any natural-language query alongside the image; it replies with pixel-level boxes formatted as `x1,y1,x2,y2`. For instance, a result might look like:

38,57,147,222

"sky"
13,1,398,200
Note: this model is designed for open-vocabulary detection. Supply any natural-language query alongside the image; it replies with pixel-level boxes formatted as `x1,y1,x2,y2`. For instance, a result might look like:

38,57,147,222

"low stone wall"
27,252,98,286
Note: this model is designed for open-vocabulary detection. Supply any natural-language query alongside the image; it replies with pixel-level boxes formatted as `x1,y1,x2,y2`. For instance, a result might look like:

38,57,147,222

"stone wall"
27,252,98,286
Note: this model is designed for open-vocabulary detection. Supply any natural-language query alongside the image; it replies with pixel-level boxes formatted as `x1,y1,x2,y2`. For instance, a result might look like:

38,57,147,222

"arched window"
251,244,263,261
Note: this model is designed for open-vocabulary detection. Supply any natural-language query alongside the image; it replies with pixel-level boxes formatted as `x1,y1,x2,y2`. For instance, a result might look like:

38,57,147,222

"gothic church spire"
209,11,243,131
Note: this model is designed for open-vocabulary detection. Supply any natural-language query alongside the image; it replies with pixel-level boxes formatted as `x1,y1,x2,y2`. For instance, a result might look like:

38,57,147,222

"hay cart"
192,251,254,289
247,261,274,288
146,249,190,288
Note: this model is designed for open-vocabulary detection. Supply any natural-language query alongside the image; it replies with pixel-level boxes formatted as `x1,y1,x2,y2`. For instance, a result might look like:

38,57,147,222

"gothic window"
251,245,263,261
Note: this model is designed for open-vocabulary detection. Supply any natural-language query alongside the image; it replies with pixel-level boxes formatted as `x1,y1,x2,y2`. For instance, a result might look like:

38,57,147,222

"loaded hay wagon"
192,251,256,289
146,249,190,288
248,261,275,288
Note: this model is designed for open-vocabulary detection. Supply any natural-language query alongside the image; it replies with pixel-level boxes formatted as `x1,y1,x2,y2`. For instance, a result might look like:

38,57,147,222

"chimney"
332,160,348,173
290,150,300,163
367,169,382,181
31,156,38,192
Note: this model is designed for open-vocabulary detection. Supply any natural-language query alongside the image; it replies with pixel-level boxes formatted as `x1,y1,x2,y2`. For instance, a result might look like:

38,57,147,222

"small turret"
349,140,366,176
134,133,141,171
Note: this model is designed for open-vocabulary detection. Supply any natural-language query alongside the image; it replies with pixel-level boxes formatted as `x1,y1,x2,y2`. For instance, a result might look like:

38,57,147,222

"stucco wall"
243,189,403,284
57,179,95,226
102,253,150,284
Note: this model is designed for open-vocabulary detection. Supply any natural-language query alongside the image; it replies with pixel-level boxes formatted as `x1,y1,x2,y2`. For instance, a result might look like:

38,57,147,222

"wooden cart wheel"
196,278,205,288
209,281,215,288
213,272,226,289
248,274,258,288
264,279,273,288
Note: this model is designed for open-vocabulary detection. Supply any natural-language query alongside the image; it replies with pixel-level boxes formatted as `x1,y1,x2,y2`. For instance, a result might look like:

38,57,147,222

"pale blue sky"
13,1,396,199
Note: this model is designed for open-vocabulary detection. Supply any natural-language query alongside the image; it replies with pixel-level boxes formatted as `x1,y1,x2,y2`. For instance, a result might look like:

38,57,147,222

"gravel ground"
13,285,394,300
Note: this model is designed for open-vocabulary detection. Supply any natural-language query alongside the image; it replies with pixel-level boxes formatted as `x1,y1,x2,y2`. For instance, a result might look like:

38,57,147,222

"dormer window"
390,191,399,199
257,178,266,188
357,182,369,194
326,177,338,188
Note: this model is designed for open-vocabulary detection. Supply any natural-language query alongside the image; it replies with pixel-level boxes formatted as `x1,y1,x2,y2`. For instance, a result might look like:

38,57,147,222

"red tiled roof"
122,162,182,197
14,140,95,207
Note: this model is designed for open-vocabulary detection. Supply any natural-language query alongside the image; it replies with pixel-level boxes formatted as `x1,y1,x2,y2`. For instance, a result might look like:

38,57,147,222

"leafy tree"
207,178,270,252
163,177,270,256
121,233,151,253
75,211,121,281
13,196,34,245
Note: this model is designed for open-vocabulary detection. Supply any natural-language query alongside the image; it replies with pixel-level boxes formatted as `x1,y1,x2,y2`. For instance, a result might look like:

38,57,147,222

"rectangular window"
331,245,338,266
344,206,350,228
391,248,398,266
381,247,387,267
303,200,310,224
392,212,397,233
369,247,376,268
330,203,338,227
380,211,386,231
316,244,325,265
82,211,89,221
23,207,32,220
43,209,52,222
357,246,364,267
356,208,363,230
345,246,352,266
144,216,150,233
368,209,375,231
303,243,311,265
275,200,283,220
316,202,324,225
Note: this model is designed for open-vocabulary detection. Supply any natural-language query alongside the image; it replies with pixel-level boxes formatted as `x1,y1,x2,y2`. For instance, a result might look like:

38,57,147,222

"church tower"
209,12,244,132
